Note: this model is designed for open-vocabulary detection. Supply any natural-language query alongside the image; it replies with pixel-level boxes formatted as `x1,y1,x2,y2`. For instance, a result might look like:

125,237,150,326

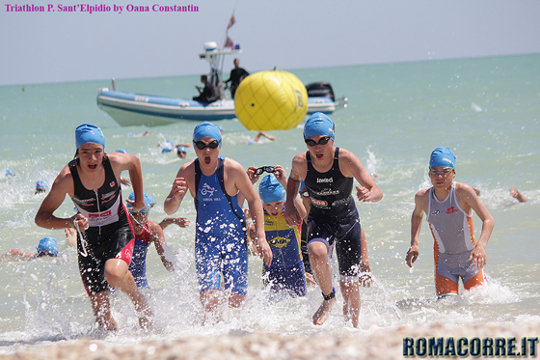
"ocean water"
0,53,539,353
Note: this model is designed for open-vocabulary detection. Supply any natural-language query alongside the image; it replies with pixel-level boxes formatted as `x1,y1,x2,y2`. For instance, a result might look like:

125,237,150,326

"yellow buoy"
234,70,308,131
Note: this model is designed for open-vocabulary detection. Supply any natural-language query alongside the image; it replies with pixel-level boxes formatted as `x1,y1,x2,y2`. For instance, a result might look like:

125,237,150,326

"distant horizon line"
1,51,538,88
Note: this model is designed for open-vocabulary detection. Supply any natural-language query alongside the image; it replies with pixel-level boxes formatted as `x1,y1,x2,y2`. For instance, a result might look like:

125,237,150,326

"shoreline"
1,321,538,359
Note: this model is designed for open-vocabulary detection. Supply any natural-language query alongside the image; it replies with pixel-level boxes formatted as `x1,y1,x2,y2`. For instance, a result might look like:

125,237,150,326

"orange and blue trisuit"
427,184,486,297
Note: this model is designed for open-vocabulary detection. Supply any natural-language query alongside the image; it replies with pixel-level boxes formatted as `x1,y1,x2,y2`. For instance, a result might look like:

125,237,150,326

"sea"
0,53,539,355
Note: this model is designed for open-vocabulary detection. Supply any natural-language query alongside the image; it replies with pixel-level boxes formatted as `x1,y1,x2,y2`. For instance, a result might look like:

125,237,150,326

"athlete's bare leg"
340,278,360,328
309,241,335,325
104,258,152,329
89,290,117,331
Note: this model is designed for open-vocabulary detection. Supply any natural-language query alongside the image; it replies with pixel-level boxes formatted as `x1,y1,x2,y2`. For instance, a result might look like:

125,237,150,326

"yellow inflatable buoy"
234,70,308,131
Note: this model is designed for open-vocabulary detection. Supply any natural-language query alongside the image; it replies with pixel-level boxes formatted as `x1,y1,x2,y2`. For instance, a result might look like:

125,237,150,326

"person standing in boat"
284,112,380,328
224,58,249,99
193,74,218,104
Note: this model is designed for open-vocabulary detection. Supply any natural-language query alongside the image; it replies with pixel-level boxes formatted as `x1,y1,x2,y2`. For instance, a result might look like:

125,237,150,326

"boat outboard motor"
305,82,335,102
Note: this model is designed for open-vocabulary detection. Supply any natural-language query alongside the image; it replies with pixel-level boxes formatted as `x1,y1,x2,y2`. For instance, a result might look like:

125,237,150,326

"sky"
1,0,540,86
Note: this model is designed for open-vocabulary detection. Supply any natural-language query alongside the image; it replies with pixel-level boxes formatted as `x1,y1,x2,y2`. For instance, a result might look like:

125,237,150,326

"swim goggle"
304,136,331,146
37,251,57,257
429,167,454,175
254,166,275,176
193,140,220,150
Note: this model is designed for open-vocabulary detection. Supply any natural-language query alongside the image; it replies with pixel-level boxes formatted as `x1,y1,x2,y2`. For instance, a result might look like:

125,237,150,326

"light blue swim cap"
193,122,222,143
115,148,127,154
5,168,14,177
430,147,456,169
127,192,155,213
177,145,186,154
75,123,105,149
35,180,48,191
303,112,335,141
36,237,58,256
259,175,286,203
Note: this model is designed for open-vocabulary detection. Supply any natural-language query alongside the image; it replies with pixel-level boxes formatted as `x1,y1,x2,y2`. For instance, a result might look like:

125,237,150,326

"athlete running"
127,192,183,288
35,123,151,331
406,147,495,297
164,121,272,321
284,112,382,328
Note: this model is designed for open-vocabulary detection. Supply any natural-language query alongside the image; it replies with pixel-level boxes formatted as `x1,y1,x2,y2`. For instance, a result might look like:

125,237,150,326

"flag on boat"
224,36,234,48
227,15,236,30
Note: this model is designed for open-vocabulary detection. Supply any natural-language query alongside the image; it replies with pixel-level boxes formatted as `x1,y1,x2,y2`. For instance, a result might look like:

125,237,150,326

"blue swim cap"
430,147,456,169
193,122,222,143
115,148,127,154
303,112,335,141
5,168,14,177
35,180,48,191
75,123,105,149
36,237,58,256
161,146,172,153
127,192,155,213
177,145,186,154
259,175,286,203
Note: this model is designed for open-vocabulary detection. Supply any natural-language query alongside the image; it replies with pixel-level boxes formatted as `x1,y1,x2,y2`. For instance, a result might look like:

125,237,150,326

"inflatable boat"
96,42,347,127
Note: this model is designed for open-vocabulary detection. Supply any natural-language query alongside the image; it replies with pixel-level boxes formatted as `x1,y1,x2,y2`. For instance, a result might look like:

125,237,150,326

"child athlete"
35,123,151,331
406,147,495,297
164,122,272,320
244,165,308,298
127,192,181,288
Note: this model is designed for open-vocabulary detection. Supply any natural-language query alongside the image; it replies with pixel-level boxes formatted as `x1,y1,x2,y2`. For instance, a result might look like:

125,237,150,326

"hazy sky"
1,0,539,85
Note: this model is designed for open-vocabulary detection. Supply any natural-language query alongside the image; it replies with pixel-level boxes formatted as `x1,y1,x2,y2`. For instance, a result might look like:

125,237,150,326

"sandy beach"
1,321,538,360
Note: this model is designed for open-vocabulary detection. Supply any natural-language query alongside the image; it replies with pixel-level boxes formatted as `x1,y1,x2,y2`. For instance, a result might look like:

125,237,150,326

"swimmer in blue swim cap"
164,121,273,318
125,192,179,288
241,163,308,299
35,123,152,331
0,236,58,261
36,236,59,256
284,112,382,328
35,180,48,194
406,146,494,299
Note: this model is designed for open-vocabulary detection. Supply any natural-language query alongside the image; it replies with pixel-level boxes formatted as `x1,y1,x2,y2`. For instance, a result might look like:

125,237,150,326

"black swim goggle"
254,166,275,176
304,136,331,146
193,140,221,150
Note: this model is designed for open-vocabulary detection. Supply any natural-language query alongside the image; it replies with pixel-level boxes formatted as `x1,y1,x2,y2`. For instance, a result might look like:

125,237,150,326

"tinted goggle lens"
193,140,220,150
254,166,275,175
304,136,331,146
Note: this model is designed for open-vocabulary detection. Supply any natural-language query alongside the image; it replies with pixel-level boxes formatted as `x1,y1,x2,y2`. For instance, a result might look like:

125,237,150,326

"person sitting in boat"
225,58,249,99
193,75,218,104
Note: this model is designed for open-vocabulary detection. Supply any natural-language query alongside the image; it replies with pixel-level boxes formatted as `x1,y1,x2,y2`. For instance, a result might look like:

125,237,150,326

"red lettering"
446,206,458,214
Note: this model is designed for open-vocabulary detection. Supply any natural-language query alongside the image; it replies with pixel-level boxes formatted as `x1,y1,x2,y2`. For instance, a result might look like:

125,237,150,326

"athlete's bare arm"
406,189,429,267
284,153,307,226
148,220,174,271
225,158,273,267
338,149,382,203
35,166,87,230
164,161,195,215
455,183,494,269
109,152,145,211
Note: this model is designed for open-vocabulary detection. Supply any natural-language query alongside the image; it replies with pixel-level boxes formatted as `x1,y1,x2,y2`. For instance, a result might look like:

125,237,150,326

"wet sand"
1,321,538,359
